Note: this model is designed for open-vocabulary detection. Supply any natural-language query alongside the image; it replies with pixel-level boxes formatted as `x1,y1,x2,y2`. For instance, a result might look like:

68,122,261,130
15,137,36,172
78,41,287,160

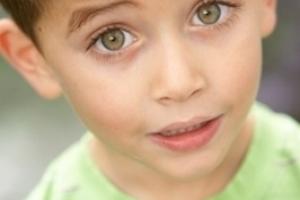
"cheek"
210,28,262,108
76,80,145,137
219,44,262,105
51,60,146,140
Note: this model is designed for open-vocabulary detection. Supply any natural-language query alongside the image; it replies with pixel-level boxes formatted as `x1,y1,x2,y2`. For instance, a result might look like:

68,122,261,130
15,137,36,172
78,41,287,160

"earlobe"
0,19,62,99
261,0,277,38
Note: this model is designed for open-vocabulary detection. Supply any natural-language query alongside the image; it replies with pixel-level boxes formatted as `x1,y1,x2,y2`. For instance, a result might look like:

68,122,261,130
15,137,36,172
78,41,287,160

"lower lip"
150,116,223,152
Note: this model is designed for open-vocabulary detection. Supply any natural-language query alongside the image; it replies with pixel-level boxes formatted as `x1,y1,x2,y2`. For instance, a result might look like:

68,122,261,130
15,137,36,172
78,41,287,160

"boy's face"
34,0,276,179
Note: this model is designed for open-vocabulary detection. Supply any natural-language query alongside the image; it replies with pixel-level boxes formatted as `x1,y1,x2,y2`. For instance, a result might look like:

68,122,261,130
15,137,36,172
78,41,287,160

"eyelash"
192,0,242,28
86,24,134,62
86,0,243,63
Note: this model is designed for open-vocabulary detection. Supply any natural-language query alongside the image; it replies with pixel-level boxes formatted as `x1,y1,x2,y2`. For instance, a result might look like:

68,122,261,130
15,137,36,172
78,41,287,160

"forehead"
41,0,191,33
48,0,149,14
39,0,256,36
42,0,253,24
44,0,212,18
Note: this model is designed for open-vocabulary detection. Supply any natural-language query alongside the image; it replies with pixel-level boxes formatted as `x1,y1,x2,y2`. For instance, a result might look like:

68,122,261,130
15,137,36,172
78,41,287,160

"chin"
154,154,223,182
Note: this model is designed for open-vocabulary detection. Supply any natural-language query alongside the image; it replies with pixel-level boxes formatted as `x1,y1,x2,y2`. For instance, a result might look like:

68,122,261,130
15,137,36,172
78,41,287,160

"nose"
151,35,207,105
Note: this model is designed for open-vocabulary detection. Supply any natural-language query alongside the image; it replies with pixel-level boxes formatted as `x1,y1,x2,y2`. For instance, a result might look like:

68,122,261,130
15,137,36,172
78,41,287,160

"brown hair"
0,0,45,44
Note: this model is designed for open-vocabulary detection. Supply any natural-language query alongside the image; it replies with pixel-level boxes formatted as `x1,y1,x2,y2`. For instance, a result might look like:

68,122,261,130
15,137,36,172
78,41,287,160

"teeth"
187,127,194,132
178,128,187,133
160,122,205,136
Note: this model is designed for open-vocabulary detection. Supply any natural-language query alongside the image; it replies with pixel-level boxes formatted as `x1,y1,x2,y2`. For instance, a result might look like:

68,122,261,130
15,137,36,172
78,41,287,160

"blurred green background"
1,1,300,200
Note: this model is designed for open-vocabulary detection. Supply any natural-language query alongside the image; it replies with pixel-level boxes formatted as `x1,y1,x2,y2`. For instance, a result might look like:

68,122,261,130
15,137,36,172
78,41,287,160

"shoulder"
26,134,133,200
25,137,86,200
253,102,300,143
253,102,300,199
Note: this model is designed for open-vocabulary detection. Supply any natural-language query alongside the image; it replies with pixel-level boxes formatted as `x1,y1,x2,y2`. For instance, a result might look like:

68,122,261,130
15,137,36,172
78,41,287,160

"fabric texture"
26,103,300,200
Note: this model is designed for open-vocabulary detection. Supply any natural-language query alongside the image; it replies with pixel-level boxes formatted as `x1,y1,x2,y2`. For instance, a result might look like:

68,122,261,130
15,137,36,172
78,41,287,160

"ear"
0,19,62,99
261,0,277,38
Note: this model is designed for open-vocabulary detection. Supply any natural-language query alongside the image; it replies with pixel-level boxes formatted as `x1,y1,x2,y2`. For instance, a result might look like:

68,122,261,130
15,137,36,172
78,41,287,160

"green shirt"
26,103,300,200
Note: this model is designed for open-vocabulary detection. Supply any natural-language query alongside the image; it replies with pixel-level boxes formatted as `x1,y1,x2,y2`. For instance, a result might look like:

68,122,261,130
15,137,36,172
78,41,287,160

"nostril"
190,88,202,98
155,77,207,104
158,87,202,104
159,96,172,104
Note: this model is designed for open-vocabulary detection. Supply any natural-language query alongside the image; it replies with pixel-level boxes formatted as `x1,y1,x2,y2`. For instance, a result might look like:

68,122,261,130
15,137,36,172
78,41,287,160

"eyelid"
86,23,142,63
192,3,230,26
86,23,138,50
189,0,242,28
93,29,136,54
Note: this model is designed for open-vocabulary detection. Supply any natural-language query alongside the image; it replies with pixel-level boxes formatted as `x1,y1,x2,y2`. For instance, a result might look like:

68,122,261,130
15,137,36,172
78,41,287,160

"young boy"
0,0,299,199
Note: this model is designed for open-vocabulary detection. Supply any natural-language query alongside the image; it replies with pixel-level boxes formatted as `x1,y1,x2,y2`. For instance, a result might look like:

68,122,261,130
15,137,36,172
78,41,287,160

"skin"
0,0,277,199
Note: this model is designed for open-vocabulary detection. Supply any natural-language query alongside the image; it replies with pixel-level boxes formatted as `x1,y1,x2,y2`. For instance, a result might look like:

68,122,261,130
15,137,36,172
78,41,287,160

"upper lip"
151,115,221,135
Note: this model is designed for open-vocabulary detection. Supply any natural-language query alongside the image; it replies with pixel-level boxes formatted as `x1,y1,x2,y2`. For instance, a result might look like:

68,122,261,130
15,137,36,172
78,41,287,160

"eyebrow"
68,0,139,35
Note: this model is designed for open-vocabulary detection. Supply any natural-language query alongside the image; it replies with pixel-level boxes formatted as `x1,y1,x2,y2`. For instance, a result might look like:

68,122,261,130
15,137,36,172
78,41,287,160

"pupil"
203,10,210,16
109,36,116,42
102,29,125,51
197,4,221,25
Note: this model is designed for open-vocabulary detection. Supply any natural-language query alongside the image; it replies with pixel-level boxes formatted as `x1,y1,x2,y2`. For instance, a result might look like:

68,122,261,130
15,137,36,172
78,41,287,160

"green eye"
196,3,221,25
101,28,125,51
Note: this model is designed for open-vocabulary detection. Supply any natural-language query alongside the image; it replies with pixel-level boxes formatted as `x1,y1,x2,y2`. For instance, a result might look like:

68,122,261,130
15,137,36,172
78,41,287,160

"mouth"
149,115,224,152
